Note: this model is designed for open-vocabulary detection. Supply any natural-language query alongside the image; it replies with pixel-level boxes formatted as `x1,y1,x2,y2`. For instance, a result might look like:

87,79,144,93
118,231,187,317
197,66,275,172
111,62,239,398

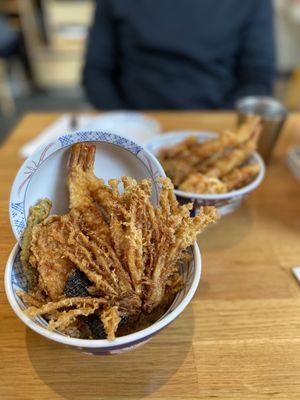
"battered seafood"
159,116,262,194
17,143,218,340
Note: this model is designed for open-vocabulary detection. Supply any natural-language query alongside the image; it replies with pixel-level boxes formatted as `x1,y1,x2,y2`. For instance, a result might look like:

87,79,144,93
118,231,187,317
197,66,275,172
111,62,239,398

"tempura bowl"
146,131,265,216
5,242,201,355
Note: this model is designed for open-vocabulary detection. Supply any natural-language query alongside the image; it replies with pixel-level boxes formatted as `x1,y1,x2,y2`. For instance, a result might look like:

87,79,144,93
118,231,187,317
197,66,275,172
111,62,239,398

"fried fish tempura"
19,143,218,340
179,173,227,194
158,116,262,191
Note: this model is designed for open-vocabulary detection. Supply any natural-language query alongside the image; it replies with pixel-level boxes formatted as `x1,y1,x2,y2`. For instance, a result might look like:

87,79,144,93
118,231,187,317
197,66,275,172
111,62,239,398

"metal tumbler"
236,96,287,163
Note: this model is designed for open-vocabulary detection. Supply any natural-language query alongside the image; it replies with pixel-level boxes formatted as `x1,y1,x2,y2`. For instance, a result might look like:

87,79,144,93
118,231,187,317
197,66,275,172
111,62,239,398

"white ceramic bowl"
5,242,201,355
146,131,266,216
7,131,201,354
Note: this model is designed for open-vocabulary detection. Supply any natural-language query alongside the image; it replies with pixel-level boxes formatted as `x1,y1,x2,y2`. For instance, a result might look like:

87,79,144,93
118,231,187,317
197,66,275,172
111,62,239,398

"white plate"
10,131,165,243
84,112,161,144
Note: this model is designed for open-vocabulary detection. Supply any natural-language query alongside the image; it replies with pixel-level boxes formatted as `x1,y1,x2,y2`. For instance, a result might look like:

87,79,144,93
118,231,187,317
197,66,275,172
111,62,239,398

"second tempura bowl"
146,131,265,216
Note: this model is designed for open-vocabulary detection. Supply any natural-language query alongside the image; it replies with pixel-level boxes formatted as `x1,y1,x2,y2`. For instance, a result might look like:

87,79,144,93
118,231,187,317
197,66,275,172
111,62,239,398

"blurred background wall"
1,0,300,141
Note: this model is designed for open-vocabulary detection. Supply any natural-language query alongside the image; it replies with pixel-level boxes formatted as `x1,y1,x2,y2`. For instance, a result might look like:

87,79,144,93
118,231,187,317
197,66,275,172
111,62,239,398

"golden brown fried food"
158,116,261,193
101,307,121,341
159,116,260,163
203,131,259,178
158,136,198,160
192,115,261,161
20,198,52,289
221,163,261,191
18,143,218,340
158,158,195,188
179,173,227,194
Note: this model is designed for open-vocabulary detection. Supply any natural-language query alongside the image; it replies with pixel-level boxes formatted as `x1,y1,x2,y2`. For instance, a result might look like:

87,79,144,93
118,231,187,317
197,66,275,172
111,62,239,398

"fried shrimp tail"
68,142,96,209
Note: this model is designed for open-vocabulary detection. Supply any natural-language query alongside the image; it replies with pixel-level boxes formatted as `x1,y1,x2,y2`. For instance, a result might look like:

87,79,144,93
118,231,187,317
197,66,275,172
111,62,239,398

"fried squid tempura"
18,143,218,340
158,116,262,192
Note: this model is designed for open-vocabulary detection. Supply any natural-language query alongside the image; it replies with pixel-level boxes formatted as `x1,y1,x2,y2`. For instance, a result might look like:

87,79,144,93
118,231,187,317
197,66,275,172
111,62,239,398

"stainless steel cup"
236,96,287,163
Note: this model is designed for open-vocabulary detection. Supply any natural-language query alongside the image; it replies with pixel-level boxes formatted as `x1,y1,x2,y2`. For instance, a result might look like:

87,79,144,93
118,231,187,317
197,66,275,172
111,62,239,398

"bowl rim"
5,242,201,349
9,130,166,244
146,131,266,200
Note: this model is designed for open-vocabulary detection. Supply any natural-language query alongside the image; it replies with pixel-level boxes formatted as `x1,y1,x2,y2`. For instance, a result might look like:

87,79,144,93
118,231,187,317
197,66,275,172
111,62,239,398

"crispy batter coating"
16,289,45,308
203,132,259,178
20,198,52,289
158,116,261,191
221,163,261,191
25,296,107,317
179,173,227,194
101,307,121,340
18,143,218,340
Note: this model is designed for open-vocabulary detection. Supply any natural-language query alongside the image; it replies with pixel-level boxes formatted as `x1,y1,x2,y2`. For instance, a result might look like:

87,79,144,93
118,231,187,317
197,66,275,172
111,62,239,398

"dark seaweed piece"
118,315,129,328
64,269,91,298
116,314,139,337
86,314,106,339
64,269,106,339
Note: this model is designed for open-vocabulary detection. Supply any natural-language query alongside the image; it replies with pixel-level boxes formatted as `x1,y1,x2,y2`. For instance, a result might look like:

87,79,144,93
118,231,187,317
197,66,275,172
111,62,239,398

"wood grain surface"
1,112,300,400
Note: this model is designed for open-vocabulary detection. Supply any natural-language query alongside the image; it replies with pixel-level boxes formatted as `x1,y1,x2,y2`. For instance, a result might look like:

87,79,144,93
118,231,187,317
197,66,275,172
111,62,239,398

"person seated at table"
82,0,276,110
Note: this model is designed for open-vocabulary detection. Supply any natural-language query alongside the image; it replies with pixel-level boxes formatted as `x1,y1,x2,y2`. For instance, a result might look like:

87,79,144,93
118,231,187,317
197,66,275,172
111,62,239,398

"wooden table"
1,112,300,400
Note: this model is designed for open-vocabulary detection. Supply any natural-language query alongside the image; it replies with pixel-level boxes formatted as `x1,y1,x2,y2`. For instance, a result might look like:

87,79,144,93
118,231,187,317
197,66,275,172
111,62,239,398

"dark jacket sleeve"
228,0,276,107
82,0,125,109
